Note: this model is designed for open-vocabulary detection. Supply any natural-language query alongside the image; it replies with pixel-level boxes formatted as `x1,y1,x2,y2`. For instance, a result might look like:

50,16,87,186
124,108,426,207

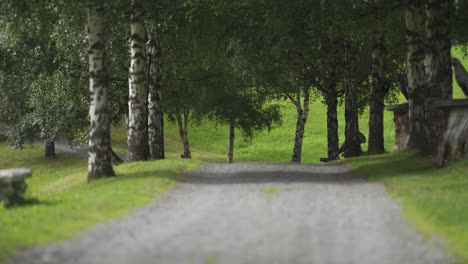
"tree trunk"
291,86,310,163
176,111,191,159
424,0,452,153
87,0,115,180
368,12,387,155
127,0,147,161
326,84,339,161
148,35,165,160
406,0,428,151
45,140,55,157
227,120,235,163
343,41,361,158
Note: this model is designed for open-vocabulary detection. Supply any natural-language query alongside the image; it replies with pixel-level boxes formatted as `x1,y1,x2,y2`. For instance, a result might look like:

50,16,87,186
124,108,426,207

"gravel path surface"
9,162,451,264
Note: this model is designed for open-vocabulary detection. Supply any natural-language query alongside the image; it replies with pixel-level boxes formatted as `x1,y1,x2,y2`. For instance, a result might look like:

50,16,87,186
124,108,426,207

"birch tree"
87,0,115,179
127,0,147,161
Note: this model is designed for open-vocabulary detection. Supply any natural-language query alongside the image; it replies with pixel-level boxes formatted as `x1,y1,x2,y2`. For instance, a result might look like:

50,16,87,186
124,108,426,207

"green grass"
0,138,200,262
344,153,468,263
110,100,397,164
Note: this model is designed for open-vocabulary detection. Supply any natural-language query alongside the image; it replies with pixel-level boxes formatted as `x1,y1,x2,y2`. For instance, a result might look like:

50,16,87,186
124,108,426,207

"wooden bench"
0,168,32,207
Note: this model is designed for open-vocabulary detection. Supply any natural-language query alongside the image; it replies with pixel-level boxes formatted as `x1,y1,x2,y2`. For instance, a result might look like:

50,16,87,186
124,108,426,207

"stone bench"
0,168,32,207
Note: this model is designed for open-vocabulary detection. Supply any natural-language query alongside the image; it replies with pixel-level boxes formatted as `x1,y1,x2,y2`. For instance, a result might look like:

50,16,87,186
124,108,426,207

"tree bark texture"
291,86,310,163
227,120,235,163
406,0,428,151
176,111,191,159
424,0,452,153
127,0,147,161
326,79,339,161
148,36,165,160
368,13,387,155
87,0,115,180
343,42,361,158
45,140,56,157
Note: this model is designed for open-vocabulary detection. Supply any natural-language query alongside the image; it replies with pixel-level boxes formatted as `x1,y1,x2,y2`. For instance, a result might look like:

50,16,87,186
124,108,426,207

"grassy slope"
0,136,200,262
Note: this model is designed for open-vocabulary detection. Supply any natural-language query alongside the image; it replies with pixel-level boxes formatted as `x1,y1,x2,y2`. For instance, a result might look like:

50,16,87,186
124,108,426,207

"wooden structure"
386,103,409,152
436,99,468,166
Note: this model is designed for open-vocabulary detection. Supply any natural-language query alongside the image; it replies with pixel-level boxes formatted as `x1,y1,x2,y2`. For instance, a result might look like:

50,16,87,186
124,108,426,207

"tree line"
0,0,467,181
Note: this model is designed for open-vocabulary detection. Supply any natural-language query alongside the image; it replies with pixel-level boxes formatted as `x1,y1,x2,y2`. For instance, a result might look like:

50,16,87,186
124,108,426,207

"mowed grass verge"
344,153,468,264
0,136,200,262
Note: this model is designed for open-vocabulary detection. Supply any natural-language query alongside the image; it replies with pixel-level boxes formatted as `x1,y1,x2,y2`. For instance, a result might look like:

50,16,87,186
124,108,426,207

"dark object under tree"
45,140,55,157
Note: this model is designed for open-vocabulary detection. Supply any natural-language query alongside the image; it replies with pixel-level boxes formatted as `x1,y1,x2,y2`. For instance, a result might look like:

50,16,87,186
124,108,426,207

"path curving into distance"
9,163,451,264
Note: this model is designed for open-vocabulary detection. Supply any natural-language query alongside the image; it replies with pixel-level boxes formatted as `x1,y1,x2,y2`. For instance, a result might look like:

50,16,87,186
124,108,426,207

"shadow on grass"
114,169,181,181
344,152,440,180
180,162,364,185
4,197,60,209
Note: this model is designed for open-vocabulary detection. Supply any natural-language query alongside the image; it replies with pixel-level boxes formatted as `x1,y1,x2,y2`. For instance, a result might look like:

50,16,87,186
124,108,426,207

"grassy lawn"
0,136,200,262
344,153,468,263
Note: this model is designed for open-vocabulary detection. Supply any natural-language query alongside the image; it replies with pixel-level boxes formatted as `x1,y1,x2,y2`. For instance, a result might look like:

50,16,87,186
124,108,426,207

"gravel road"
9,162,451,264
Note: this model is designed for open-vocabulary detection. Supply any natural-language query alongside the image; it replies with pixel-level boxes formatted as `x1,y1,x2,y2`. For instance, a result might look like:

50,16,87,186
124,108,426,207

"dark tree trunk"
424,0,452,153
406,0,429,151
291,86,310,163
343,41,361,158
148,35,165,160
176,111,191,159
326,82,339,161
45,141,55,157
127,0,148,161
87,0,115,180
368,13,387,155
227,120,235,163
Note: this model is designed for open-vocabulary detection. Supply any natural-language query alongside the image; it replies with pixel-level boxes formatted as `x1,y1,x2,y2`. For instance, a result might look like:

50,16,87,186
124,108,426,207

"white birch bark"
87,0,114,179
127,0,147,161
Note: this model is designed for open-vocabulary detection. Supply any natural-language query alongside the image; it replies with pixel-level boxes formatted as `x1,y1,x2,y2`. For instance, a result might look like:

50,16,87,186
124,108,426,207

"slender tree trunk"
227,120,235,163
292,86,310,163
406,0,428,151
326,83,339,161
343,41,361,158
45,140,55,157
127,0,147,161
148,36,165,160
368,12,387,155
176,111,191,158
87,0,114,180
424,0,452,153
